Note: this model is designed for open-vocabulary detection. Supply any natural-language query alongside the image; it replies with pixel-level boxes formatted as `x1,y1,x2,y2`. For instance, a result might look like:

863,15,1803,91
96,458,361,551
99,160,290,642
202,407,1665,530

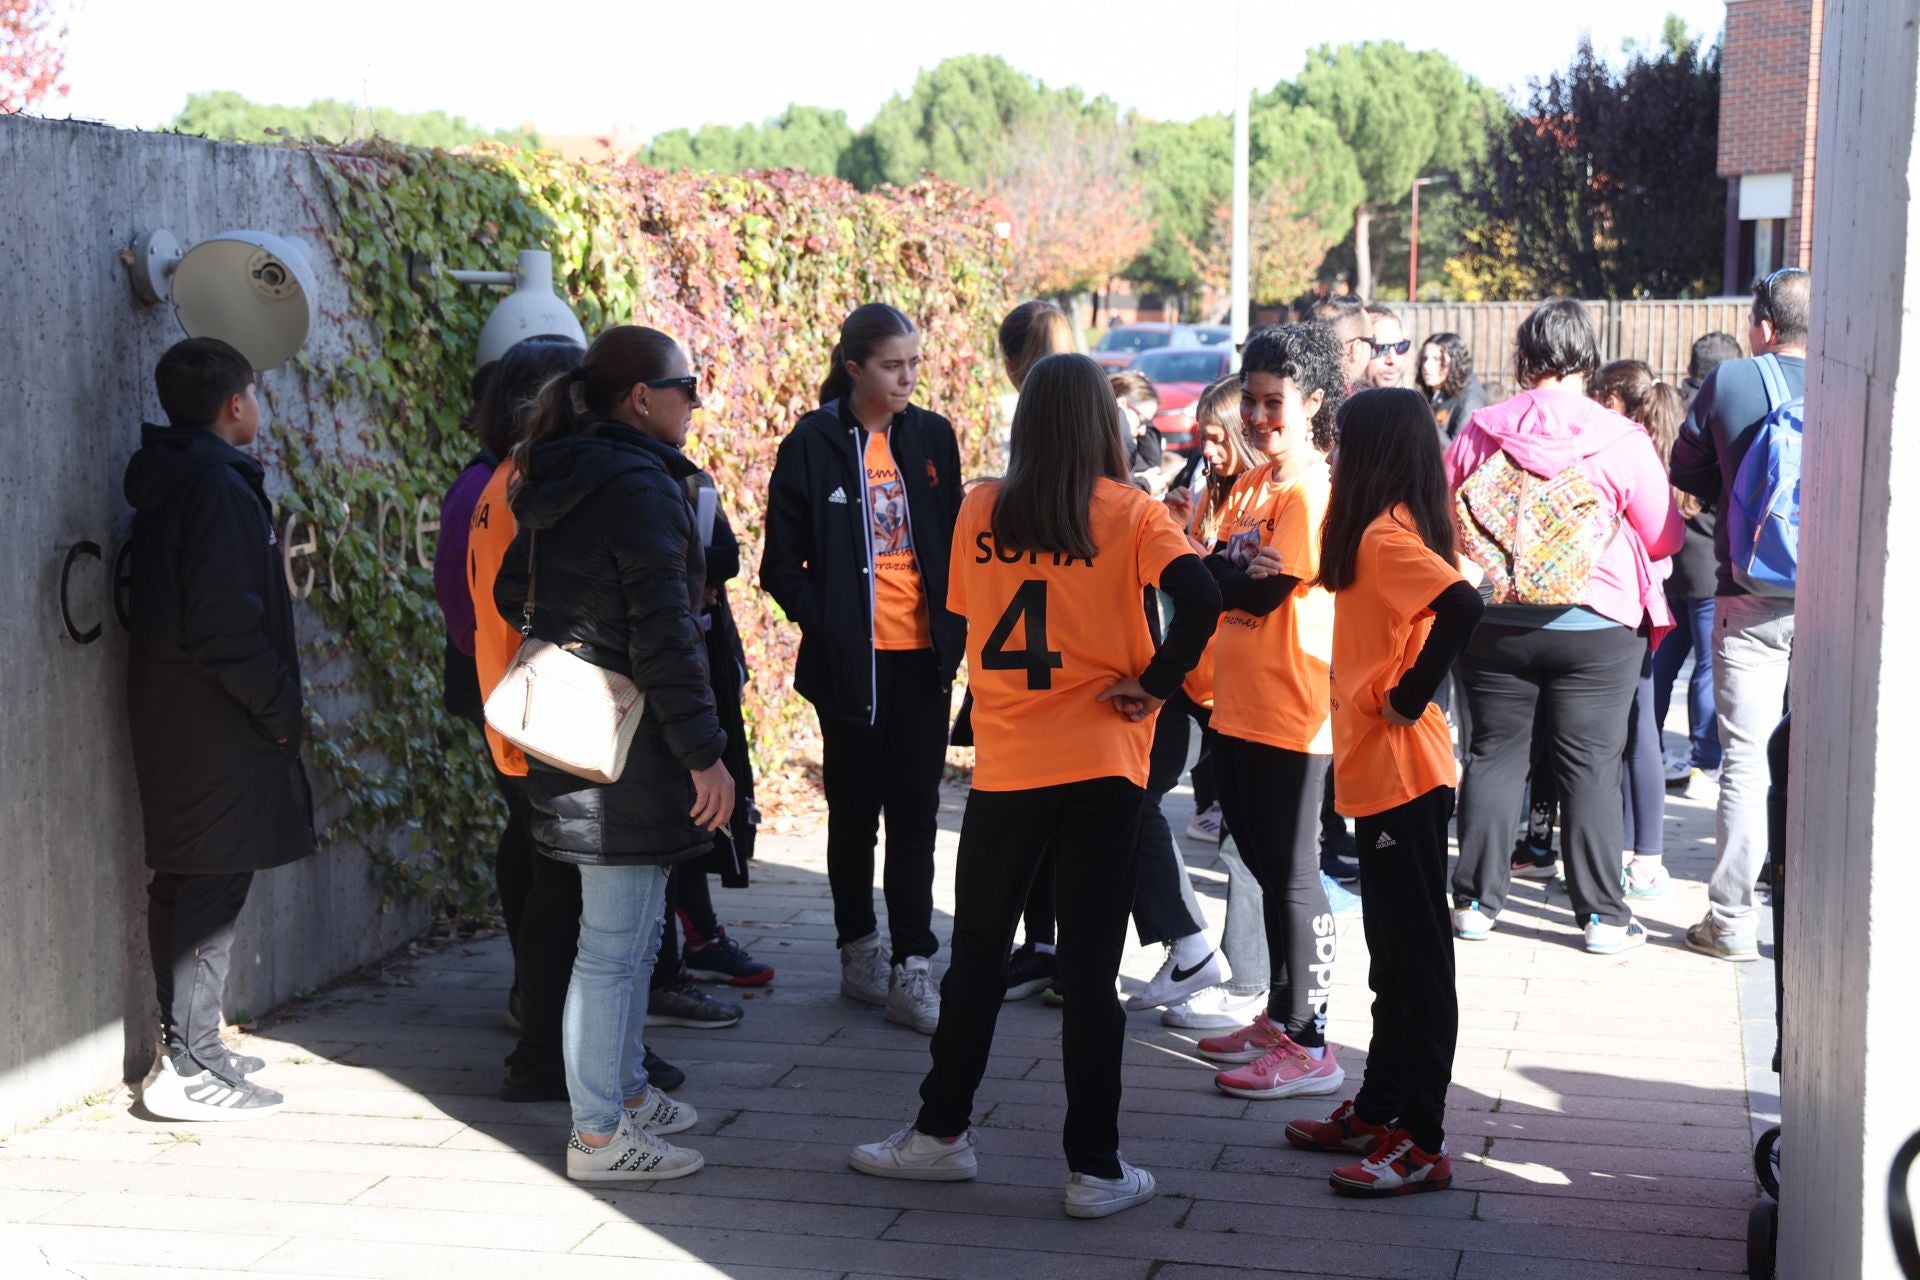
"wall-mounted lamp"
413,249,586,369
123,229,318,368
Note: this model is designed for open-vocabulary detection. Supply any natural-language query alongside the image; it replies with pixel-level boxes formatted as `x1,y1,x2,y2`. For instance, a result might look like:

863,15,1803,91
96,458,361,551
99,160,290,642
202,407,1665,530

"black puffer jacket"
123,425,315,874
494,424,727,866
761,400,965,725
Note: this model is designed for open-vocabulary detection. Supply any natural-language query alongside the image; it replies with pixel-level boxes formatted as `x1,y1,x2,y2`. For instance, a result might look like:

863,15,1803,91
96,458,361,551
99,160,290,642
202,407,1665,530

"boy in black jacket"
125,338,314,1121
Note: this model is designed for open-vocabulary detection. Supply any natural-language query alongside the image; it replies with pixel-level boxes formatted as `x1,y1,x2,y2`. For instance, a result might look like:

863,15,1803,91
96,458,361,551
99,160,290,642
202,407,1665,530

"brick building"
1716,0,1824,293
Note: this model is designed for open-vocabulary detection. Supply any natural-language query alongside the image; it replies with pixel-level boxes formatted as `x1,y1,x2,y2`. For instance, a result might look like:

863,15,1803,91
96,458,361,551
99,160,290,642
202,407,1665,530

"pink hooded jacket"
1445,387,1684,645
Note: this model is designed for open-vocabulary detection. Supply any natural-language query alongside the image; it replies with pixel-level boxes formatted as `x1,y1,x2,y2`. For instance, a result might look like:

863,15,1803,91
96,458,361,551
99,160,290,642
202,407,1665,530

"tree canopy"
170,91,537,149
643,106,853,178
1,0,67,113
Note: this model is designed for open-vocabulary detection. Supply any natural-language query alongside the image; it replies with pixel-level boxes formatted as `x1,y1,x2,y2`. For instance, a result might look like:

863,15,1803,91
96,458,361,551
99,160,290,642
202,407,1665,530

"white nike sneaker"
1161,984,1266,1029
1124,940,1224,1012
850,1125,978,1180
1064,1160,1156,1218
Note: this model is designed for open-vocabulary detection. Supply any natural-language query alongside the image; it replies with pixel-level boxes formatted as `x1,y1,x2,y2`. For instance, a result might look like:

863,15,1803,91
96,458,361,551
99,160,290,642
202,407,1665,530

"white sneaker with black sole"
850,1125,978,1180
140,1051,283,1122
888,956,940,1035
1064,1160,1156,1218
1124,939,1224,1012
624,1087,697,1136
567,1114,704,1183
840,931,891,1007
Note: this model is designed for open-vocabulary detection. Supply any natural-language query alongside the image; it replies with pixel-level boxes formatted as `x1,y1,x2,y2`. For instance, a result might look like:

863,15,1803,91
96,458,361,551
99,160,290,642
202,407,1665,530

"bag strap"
518,528,538,638
1756,353,1788,414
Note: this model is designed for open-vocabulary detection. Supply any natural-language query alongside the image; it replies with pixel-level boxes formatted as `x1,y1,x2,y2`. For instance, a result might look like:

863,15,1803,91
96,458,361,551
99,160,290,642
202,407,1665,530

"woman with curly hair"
1191,325,1350,1103
1417,333,1489,442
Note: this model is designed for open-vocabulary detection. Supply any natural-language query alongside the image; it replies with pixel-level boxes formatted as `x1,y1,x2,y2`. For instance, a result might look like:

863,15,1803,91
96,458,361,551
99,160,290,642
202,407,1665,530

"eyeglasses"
644,375,700,394
1370,339,1412,357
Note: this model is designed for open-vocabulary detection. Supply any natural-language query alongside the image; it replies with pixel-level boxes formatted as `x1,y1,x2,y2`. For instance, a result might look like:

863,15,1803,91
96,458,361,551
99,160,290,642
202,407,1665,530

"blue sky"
51,0,1730,139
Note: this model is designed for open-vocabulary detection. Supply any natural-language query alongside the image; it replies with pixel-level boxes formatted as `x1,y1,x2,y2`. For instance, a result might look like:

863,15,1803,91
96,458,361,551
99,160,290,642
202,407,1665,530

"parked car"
1128,347,1235,454
1092,323,1218,371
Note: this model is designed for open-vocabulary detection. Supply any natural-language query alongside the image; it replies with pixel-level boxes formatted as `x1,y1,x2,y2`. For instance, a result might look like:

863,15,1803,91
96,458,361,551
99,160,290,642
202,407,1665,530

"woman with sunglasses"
493,325,734,1182
762,304,965,1036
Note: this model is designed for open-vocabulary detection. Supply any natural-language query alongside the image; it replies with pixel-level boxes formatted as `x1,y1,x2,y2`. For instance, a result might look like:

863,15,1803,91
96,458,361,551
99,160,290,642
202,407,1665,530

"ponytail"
512,326,678,477
820,303,916,406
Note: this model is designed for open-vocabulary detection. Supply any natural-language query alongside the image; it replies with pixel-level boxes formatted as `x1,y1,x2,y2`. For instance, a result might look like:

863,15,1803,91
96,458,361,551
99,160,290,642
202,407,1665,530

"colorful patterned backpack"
1454,451,1622,605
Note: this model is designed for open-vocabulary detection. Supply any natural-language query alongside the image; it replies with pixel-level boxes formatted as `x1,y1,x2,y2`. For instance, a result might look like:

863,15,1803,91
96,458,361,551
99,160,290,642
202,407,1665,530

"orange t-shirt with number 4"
467,459,527,777
1208,459,1335,754
1329,506,1467,819
949,477,1195,792
864,431,933,650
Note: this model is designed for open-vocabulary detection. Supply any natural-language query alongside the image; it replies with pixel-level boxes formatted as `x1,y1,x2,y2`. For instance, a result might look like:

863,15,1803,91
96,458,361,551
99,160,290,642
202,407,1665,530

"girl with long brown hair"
849,353,1220,1220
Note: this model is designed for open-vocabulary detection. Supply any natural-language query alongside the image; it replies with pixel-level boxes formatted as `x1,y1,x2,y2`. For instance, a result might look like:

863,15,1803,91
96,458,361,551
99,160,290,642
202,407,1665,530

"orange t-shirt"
864,431,932,651
1208,460,1335,754
949,478,1195,791
467,459,527,777
1329,507,1466,818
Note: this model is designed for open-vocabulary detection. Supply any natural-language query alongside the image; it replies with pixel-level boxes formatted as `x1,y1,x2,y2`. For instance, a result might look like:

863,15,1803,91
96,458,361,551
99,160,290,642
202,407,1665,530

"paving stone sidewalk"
1,766,1773,1280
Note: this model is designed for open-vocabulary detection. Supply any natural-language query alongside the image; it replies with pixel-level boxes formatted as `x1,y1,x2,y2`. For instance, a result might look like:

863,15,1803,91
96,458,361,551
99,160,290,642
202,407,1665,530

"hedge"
281,140,1011,916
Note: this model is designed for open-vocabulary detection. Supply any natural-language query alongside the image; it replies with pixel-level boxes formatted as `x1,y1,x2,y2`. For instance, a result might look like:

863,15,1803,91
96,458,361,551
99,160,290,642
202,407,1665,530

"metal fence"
1396,299,1751,397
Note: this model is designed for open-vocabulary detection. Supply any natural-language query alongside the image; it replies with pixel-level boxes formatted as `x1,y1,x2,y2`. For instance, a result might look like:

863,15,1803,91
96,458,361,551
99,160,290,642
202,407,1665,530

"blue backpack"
1726,354,1802,597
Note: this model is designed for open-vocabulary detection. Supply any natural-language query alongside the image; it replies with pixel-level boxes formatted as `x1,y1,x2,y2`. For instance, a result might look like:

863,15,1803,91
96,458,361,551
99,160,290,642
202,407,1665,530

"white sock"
1033,942,1056,956
1170,932,1211,967
1304,1044,1326,1061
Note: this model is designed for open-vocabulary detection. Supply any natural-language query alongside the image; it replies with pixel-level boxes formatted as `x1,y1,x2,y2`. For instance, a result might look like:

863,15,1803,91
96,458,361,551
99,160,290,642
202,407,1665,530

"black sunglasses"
1370,339,1412,357
644,375,700,394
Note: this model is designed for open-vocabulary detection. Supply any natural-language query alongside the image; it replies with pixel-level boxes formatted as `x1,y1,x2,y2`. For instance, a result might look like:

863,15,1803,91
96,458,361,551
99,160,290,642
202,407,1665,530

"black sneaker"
645,976,744,1029
501,1062,570,1102
1004,942,1056,1002
141,1052,283,1121
685,929,776,987
645,1050,687,1092
1319,850,1360,884
1509,842,1558,880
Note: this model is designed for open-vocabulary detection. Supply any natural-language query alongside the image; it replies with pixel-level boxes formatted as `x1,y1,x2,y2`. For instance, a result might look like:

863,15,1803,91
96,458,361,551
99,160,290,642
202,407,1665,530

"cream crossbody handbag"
482,528,645,784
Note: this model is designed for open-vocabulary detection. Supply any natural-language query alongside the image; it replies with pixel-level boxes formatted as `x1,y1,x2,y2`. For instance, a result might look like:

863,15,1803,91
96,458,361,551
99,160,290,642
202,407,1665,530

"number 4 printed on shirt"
981,580,1063,690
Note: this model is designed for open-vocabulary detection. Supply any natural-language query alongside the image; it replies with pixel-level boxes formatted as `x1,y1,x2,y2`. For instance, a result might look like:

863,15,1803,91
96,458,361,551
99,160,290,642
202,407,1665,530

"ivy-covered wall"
292,142,1013,918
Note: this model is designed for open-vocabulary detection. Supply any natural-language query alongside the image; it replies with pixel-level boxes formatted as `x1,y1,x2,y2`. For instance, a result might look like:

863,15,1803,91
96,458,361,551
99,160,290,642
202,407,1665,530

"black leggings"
1213,736,1334,1048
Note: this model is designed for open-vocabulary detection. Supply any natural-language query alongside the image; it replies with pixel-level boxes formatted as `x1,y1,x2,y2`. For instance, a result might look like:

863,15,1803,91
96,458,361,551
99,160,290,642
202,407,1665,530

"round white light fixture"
126,228,318,369
458,250,587,367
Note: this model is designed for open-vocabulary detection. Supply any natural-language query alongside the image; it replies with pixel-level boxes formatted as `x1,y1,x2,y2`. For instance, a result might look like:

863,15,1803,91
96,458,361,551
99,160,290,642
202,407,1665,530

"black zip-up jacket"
761,400,966,724
123,424,315,874
495,423,727,866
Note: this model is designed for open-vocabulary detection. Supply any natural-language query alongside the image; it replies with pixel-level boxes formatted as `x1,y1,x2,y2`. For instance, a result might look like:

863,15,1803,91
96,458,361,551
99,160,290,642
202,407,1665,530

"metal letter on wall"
59,542,103,644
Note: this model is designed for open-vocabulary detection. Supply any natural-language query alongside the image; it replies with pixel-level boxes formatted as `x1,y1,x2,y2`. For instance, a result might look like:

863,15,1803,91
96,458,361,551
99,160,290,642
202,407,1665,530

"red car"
1092,323,1229,372
1128,347,1235,454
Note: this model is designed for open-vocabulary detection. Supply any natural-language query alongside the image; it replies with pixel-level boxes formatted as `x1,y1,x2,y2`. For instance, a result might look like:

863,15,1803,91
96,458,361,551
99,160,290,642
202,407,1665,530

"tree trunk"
1059,291,1089,351
1353,203,1374,301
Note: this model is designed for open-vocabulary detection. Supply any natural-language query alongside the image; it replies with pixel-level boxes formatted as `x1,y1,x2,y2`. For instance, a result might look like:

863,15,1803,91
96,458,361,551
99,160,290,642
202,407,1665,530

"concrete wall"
0,117,429,1135
1784,0,1920,1274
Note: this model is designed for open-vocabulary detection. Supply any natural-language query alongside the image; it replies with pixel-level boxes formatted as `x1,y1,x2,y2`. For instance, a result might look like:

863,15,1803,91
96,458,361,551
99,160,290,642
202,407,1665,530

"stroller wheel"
1746,1197,1778,1278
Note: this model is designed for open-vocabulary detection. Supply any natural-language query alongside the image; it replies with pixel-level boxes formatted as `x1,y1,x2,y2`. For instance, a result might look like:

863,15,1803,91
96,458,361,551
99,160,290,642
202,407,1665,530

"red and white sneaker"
1285,1099,1394,1154
1195,1011,1286,1064
1214,1035,1345,1100
1328,1128,1452,1197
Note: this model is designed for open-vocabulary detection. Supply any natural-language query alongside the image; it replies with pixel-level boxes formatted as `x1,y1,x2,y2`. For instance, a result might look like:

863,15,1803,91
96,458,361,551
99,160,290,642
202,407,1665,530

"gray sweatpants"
1707,593,1795,934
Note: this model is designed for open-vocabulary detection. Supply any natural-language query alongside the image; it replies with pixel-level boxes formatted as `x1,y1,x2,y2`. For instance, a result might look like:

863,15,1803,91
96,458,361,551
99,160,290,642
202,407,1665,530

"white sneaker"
1584,916,1649,955
1124,941,1223,1012
1064,1160,1156,1219
1662,748,1691,785
1161,984,1265,1030
566,1115,704,1183
1184,804,1223,843
850,1125,978,1180
140,1050,283,1122
1452,902,1497,941
840,931,890,1007
888,956,940,1035
624,1087,697,1137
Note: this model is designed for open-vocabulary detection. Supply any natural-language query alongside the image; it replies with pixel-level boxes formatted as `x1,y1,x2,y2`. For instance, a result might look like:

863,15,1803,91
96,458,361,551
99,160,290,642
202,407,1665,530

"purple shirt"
434,458,496,655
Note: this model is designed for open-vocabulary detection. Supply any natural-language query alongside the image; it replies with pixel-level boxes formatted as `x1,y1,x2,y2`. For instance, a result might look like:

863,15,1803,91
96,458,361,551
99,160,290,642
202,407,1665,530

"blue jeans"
1651,595,1723,771
563,862,670,1136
